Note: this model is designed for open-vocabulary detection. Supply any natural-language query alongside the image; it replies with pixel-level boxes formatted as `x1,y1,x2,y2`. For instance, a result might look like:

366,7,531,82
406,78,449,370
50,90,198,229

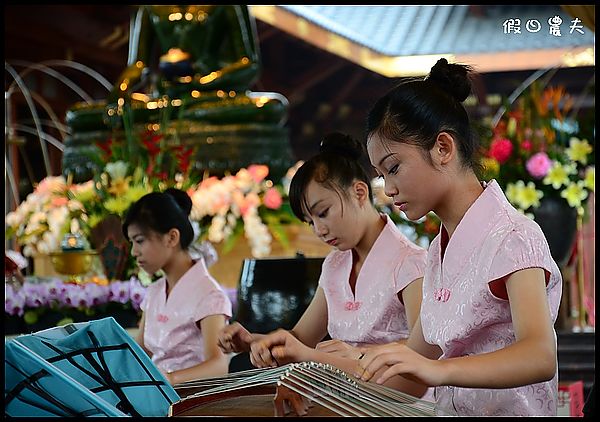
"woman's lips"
395,202,407,211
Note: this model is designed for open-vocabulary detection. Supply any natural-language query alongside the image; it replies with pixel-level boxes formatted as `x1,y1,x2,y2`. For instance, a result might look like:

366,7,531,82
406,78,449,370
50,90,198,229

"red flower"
140,130,162,157
173,145,194,174
492,120,507,138
146,160,155,176
423,217,440,235
97,137,113,160
489,138,513,164
520,139,532,152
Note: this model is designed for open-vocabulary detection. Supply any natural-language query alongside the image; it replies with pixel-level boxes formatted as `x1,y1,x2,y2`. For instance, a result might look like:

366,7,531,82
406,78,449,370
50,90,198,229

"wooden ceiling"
5,5,595,179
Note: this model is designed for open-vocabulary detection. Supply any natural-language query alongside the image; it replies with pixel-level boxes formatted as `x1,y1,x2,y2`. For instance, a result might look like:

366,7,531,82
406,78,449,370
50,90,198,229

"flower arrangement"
5,160,302,279
5,277,147,331
188,163,299,258
480,82,595,217
97,102,197,190
5,176,90,258
71,161,152,230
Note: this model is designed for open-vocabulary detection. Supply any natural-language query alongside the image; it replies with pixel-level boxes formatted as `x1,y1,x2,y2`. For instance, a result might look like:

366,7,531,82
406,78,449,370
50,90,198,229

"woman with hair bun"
356,58,562,416
122,188,232,385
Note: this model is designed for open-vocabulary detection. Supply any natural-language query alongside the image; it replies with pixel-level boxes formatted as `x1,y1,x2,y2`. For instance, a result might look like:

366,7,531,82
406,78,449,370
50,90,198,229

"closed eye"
317,208,329,219
131,236,145,245
387,164,399,175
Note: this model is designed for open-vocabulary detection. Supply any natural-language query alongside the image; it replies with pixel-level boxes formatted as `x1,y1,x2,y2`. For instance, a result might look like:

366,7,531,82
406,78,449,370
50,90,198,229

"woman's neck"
435,172,484,239
354,208,386,262
163,251,194,293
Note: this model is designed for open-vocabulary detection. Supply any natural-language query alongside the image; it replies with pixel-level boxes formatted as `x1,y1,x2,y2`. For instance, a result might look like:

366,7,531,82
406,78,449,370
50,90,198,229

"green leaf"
23,310,39,325
56,317,75,327
221,223,244,254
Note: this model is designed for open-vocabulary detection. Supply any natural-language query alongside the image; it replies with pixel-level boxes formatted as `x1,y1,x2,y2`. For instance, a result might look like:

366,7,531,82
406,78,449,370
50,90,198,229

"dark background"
5,5,595,195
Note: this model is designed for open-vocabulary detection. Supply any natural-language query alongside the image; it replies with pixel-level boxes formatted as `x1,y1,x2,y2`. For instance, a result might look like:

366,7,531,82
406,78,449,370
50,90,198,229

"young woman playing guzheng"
218,132,428,390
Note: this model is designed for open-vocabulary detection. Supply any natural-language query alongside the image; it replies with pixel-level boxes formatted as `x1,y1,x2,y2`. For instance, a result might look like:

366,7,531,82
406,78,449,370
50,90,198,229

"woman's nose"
383,179,398,198
313,221,328,236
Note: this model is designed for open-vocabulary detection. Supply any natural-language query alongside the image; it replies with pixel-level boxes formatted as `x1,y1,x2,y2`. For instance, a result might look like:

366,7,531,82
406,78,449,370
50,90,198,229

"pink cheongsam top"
141,259,232,374
320,214,427,346
420,180,562,416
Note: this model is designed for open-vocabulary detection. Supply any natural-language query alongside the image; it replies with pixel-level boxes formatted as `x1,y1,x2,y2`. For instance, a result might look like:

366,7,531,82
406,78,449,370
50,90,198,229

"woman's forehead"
367,135,397,161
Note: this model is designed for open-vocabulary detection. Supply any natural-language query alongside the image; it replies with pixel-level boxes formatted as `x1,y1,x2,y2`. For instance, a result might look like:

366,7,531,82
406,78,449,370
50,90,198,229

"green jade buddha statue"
63,5,292,182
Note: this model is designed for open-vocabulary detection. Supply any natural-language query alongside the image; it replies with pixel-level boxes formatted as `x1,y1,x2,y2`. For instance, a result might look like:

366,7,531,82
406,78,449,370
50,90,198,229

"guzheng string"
174,366,271,391
175,365,289,402
278,362,438,416
173,361,452,416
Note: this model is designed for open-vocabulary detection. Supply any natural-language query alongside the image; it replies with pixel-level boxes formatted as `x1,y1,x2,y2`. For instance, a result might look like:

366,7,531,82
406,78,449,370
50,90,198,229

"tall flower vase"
532,196,578,268
533,196,578,331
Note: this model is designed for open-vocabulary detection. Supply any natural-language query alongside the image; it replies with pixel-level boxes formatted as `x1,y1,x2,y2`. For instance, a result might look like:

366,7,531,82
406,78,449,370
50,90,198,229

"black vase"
228,253,325,373
234,254,325,334
532,196,578,267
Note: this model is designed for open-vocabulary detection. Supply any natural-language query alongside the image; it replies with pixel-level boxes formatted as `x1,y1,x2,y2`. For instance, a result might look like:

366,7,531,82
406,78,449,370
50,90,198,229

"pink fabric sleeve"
317,251,336,289
488,224,555,282
191,289,233,323
393,249,427,293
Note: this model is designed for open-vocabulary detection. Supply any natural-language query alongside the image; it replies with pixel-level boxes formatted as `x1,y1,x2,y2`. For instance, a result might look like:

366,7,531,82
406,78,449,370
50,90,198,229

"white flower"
105,161,129,180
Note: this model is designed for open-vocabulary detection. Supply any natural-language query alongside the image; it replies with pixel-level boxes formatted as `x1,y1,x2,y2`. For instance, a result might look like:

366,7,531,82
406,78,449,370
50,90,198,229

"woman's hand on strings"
217,322,253,354
316,338,362,360
249,329,311,368
353,342,443,387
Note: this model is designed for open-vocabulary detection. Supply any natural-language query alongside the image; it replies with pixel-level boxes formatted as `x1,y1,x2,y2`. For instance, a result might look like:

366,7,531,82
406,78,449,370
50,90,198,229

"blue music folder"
5,317,180,417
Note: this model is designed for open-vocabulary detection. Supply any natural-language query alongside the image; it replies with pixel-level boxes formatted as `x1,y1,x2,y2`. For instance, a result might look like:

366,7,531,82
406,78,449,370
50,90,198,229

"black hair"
289,132,374,222
122,187,194,249
366,58,482,174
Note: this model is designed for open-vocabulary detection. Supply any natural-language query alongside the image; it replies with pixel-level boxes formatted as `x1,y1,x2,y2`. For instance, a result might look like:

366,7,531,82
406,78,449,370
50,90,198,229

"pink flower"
51,197,69,207
526,152,552,179
263,188,283,209
520,139,532,152
489,138,513,164
199,176,219,190
239,192,260,217
247,164,269,184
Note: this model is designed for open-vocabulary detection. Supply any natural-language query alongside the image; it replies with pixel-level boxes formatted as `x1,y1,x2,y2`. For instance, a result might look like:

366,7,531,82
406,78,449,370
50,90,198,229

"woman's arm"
288,287,329,347
400,276,423,334
358,267,556,390
167,314,230,385
438,267,556,388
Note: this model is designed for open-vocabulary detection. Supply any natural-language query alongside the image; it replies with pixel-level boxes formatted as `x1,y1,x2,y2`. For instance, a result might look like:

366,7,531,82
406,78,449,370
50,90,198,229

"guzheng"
171,361,455,417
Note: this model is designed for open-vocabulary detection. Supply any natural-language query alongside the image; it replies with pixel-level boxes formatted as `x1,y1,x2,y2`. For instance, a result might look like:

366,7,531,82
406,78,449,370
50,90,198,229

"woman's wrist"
304,346,320,363
435,358,453,386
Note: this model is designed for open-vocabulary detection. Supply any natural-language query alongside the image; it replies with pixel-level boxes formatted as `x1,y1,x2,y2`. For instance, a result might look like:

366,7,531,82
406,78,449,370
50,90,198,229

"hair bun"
320,132,364,160
427,58,472,103
165,187,192,216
